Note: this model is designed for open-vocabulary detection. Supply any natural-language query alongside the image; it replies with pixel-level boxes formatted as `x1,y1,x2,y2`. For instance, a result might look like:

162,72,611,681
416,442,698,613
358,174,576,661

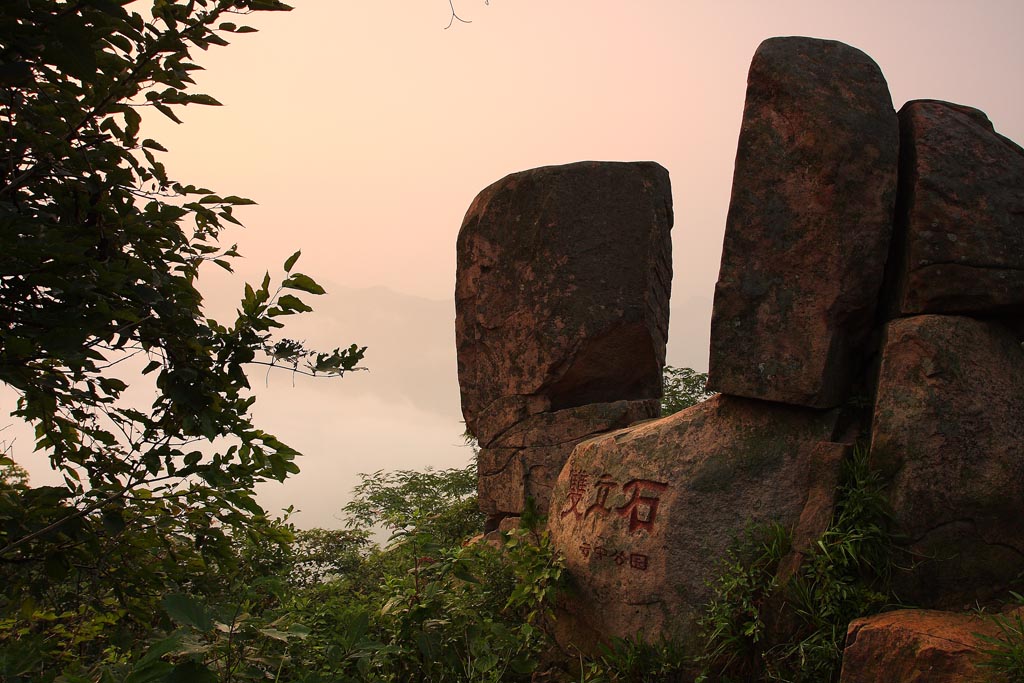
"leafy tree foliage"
343,461,483,546
0,2,363,679
661,365,715,416
0,0,364,556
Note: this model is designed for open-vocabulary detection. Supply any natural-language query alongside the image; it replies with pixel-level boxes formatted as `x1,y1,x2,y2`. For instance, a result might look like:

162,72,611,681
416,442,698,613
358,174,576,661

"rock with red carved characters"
840,609,1017,683
889,100,1024,325
547,394,840,650
708,36,899,408
478,399,658,530
455,161,673,444
870,315,1024,607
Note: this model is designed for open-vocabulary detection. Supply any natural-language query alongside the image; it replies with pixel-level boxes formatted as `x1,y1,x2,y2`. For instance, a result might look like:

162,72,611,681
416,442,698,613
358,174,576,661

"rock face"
840,609,1012,683
454,34,1024,679
546,394,840,647
477,399,659,525
455,161,673,443
455,161,673,526
870,315,1024,607
708,37,899,408
890,100,1024,322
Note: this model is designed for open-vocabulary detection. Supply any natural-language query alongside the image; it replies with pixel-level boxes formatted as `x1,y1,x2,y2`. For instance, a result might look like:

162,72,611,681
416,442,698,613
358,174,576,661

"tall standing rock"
888,100,1024,325
870,315,1024,607
455,161,673,442
708,37,899,408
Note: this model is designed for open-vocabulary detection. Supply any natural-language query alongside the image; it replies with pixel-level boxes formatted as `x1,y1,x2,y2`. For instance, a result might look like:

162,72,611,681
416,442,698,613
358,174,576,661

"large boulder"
478,399,659,529
708,37,899,408
840,609,1014,683
455,161,673,443
889,100,1024,324
870,315,1024,607
547,394,841,649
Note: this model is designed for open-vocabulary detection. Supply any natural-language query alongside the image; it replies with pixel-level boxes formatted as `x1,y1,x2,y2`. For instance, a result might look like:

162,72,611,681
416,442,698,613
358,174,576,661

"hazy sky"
11,1,1024,528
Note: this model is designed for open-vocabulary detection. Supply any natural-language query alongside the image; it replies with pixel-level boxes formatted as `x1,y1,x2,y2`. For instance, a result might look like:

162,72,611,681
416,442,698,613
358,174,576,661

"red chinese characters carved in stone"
560,467,590,519
616,479,668,533
585,474,618,518
629,553,649,570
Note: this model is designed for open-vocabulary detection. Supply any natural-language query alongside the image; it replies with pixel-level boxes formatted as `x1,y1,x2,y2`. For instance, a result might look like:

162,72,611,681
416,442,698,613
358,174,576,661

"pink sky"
11,1,1024,528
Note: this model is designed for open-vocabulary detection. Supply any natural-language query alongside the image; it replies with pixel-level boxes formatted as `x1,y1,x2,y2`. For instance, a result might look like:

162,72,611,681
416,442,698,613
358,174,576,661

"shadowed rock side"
888,99,1024,328
455,161,673,443
547,394,840,650
870,315,1024,607
840,609,1017,683
477,399,659,525
708,36,899,408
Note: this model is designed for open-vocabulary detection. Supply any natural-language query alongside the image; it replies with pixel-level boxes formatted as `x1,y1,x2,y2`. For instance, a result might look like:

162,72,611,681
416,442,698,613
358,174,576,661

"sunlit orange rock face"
870,315,1024,607
889,100,1024,327
455,161,673,527
840,609,1014,683
708,37,899,408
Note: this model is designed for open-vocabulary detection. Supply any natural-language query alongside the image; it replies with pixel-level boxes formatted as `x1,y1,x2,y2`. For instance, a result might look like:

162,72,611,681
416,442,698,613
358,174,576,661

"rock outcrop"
707,37,899,409
840,609,1014,683
547,394,841,647
454,33,1024,680
455,161,672,440
455,160,673,528
870,315,1024,607
477,399,659,525
889,100,1024,324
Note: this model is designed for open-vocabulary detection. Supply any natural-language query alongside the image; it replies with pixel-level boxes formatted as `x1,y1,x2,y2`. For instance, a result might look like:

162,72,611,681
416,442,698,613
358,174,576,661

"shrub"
696,446,899,682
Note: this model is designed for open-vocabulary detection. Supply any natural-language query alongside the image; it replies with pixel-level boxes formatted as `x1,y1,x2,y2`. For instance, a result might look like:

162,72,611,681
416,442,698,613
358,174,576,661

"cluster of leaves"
579,635,690,683
342,463,484,545
695,446,899,682
138,462,565,683
695,522,792,682
2,453,561,681
660,365,715,417
0,0,366,557
0,1,368,680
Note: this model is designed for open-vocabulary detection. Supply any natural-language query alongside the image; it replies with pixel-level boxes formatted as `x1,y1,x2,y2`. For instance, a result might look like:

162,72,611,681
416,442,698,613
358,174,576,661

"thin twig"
445,0,471,29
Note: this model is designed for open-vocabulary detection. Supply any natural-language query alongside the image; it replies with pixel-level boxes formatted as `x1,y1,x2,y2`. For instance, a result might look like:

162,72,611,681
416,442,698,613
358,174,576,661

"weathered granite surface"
708,36,899,408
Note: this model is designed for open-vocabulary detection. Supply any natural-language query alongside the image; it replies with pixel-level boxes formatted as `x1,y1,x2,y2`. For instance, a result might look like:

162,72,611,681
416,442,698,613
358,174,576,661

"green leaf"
152,102,183,124
249,0,294,10
187,93,223,106
126,661,175,683
133,631,184,668
277,294,312,313
283,250,301,272
453,564,479,584
162,593,214,631
101,509,126,535
282,273,326,295
164,661,216,683
124,107,142,139
221,195,256,205
141,139,168,152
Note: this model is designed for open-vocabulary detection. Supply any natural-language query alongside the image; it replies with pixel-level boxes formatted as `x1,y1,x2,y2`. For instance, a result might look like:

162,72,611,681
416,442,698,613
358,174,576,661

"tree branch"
445,0,471,29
